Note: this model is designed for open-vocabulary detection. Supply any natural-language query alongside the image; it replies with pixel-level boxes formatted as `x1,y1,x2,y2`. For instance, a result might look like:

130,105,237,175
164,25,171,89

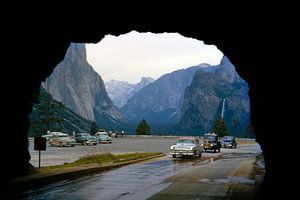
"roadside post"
34,136,47,168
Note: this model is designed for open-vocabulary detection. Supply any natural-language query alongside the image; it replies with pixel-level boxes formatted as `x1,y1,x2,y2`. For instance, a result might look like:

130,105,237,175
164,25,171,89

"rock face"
121,64,209,126
44,43,122,128
179,56,250,135
121,56,249,135
105,77,154,108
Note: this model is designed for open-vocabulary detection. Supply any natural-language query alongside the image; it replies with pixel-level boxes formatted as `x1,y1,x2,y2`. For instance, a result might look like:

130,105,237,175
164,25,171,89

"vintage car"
170,137,202,158
222,136,237,148
202,133,221,153
95,131,112,143
75,133,98,145
42,131,63,140
49,133,76,147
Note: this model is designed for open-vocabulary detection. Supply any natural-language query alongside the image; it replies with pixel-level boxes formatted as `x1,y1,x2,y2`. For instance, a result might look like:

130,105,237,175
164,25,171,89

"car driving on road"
170,137,202,158
202,133,221,153
222,136,237,148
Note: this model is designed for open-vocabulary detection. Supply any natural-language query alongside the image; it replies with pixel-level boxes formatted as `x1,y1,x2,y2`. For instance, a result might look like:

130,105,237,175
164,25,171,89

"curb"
9,153,166,193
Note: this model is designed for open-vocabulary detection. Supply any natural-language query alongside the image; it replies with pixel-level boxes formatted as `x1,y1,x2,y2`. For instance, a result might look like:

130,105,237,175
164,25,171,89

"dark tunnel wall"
1,11,292,198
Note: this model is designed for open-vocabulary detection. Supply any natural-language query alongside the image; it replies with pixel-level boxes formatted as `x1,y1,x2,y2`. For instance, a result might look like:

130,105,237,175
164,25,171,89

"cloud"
86,31,223,83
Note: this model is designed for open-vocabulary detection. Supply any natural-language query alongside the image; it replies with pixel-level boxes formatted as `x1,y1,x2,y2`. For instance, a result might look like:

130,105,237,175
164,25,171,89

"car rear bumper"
86,141,97,145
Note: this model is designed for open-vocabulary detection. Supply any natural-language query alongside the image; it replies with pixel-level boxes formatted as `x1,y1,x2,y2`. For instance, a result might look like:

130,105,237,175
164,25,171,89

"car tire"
172,155,176,158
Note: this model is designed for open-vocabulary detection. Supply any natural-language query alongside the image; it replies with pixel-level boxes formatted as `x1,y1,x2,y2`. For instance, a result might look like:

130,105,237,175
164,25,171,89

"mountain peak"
106,77,154,108
44,43,122,128
220,55,231,65
215,55,241,83
137,77,155,88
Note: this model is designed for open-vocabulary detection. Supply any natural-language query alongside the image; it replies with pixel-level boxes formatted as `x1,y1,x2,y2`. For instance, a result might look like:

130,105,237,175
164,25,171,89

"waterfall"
221,98,226,118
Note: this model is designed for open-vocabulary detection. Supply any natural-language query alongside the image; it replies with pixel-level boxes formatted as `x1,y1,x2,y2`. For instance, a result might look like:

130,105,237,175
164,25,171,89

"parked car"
41,131,63,140
42,134,53,140
75,133,97,145
95,131,112,143
170,137,202,158
202,133,221,153
49,133,76,147
222,136,237,148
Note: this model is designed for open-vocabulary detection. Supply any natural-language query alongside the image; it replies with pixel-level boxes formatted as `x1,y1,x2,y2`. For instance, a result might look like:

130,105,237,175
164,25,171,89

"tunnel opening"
9,31,262,200
29,31,253,139
2,25,283,199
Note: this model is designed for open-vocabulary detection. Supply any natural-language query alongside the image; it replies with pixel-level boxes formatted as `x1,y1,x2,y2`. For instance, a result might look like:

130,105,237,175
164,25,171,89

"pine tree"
136,118,151,135
90,121,98,135
212,115,229,137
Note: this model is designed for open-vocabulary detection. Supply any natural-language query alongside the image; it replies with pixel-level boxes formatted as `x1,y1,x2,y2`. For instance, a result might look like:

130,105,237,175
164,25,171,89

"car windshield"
223,136,234,141
204,136,216,141
97,132,108,136
59,136,70,139
57,135,69,137
176,139,196,144
100,135,109,138
80,133,91,137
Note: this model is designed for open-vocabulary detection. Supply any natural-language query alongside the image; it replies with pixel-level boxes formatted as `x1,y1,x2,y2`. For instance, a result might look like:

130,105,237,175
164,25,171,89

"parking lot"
29,136,257,167
29,136,176,167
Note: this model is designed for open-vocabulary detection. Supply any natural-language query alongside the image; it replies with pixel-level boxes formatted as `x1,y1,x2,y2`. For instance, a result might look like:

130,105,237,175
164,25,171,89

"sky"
86,31,223,84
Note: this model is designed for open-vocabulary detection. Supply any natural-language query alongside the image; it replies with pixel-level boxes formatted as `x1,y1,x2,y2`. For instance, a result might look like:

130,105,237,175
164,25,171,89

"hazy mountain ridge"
105,77,154,108
121,64,211,125
121,56,250,136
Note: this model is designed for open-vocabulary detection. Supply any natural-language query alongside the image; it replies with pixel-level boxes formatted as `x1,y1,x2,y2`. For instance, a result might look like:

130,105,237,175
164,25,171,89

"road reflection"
14,157,199,200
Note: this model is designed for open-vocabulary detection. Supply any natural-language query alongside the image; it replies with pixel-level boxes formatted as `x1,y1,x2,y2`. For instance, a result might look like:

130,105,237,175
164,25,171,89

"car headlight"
210,144,213,147
201,143,203,146
190,147,194,151
170,145,174,150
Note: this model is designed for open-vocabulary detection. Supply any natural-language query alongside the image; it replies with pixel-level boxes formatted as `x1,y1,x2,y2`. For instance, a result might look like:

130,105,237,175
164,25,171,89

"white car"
41,131,64,140
49,133,76,147
170,137,202,158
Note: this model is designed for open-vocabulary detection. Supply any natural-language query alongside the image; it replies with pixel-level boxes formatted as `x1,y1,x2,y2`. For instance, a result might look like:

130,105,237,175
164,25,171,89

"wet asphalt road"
21,140,261,200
